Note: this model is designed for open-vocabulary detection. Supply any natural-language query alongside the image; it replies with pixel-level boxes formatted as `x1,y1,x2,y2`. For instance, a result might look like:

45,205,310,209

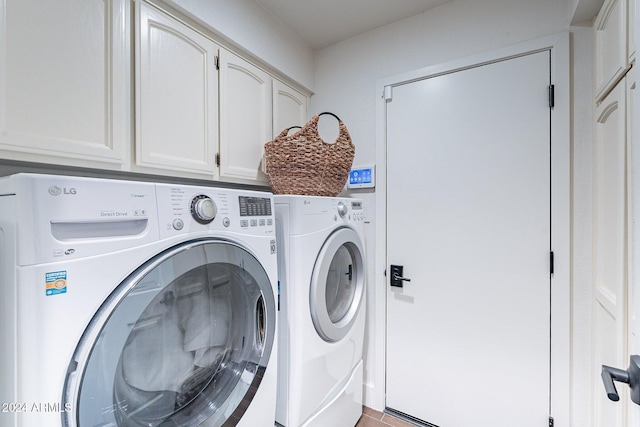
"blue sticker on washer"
45,271,67,296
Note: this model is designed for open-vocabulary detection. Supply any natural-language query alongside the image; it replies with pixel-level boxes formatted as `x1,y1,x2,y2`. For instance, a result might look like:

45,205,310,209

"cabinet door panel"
219,50,271,184
592,81,628,427
273,80,307,136
594,0,630,101
136,1,219,176
0,0,129,165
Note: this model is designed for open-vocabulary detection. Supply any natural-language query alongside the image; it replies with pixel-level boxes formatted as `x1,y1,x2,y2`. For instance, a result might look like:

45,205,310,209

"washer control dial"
337,201,348,218
191,195,217,224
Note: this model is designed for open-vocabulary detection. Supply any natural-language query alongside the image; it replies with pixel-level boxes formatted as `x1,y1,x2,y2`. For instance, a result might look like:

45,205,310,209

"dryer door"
62,239,275,427
310,227,365,342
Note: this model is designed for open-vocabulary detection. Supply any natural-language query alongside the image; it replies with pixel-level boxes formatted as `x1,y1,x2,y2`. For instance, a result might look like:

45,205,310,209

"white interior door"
385,51,551,426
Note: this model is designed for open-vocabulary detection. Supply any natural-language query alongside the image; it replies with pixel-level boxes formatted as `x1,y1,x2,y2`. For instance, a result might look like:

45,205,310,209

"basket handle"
318,112,342,122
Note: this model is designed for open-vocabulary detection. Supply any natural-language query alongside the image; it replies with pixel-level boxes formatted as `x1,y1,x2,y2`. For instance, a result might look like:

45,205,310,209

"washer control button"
223,217,231,227
191,195,217,224
172,219,184,230
337,201,348,218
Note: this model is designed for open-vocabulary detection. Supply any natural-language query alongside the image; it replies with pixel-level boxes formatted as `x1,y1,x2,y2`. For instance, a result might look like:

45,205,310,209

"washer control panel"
156,184,274,237
238,196,273,229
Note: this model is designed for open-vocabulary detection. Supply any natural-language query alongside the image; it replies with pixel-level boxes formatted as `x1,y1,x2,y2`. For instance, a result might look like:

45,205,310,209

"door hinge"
215,153,220,167
550,251,554,275
383,86,393,101
548,84,555,108
549,416,554,427
215,55,220,70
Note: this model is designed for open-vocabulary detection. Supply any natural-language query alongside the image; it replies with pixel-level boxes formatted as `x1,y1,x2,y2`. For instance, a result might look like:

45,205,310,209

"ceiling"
254,0,453,50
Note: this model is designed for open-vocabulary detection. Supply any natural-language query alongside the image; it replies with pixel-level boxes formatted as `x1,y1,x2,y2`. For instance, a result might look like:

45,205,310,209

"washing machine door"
309,227,365,342
62,239,275,427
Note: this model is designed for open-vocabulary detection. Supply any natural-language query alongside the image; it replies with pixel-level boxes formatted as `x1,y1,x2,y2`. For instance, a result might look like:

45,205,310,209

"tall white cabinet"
591,0,637,424
0,0,309,186
0,0,131,168
592,79,629,427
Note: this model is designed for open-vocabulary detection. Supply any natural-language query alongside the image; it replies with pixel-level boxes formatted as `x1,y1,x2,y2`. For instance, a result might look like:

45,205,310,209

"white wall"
168,0,315,90
311,1,592,424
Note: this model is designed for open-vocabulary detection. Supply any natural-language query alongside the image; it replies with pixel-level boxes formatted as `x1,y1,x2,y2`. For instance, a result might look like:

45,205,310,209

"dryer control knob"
337,201,348,218
191,195,217,224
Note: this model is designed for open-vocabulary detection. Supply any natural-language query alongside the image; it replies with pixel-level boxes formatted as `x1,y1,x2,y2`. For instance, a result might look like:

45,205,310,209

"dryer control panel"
275,195,364,236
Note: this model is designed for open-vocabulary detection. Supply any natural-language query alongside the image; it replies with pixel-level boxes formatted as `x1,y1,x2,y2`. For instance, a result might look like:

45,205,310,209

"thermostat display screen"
348,166,375,188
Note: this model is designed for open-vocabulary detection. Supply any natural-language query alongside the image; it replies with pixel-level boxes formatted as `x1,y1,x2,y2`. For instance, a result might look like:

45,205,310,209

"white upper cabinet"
135,1,220,178
0,0,131,167
219,50,272,184
273,80,308,136
0,0,309,185
594,0,631,102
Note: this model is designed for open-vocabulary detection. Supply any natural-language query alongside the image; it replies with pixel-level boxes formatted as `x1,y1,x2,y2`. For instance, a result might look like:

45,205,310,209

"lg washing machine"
274,195,366,427
0,174,278,427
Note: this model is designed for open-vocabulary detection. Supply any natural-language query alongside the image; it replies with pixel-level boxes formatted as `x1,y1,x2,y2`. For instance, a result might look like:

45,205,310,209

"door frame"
373,32,570,424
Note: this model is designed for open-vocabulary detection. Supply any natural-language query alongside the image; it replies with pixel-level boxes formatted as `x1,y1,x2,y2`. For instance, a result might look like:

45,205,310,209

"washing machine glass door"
310,227,365,342
62,239,275,427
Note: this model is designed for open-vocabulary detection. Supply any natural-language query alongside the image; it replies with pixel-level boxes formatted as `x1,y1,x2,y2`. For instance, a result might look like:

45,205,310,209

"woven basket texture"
264,114,355,196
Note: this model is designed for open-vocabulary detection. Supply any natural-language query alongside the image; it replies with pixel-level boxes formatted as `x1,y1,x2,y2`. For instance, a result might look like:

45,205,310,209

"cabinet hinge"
549,416,554,427
548,84,555,108
215,153,220,167
215,55,220,70
550,251,554,275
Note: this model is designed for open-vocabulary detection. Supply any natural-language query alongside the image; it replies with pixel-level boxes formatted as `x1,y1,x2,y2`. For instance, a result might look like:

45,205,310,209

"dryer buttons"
191,195,217,224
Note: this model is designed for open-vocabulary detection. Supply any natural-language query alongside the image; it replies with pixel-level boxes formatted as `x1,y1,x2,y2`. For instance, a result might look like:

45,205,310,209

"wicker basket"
264,112,355,197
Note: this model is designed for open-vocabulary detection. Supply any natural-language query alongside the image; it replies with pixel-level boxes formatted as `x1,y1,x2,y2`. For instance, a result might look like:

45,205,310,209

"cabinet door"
629,0,636,61
273,80,308,136
219,50,272,184
136,1,219,176
628,66,640,427
0,0,130,167
592,81,629,427
594,0,630,101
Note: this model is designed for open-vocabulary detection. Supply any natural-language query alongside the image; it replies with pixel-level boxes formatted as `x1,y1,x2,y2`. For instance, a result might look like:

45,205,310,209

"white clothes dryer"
0,173,279,427
274,195,366,427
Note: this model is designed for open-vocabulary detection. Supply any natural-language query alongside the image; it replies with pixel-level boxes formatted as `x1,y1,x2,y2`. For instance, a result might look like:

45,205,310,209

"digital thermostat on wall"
347,165,375,189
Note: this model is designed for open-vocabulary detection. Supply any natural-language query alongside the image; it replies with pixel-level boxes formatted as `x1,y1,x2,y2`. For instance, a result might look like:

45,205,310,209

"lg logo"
48,186,77,196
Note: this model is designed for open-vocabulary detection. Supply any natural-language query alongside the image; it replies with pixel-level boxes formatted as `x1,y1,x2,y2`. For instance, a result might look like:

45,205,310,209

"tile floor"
355,407,416,427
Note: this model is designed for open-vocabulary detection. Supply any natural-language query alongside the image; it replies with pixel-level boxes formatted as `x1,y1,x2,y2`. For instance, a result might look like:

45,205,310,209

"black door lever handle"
390,265,411,288
602,355,640,405
602,365,629,401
